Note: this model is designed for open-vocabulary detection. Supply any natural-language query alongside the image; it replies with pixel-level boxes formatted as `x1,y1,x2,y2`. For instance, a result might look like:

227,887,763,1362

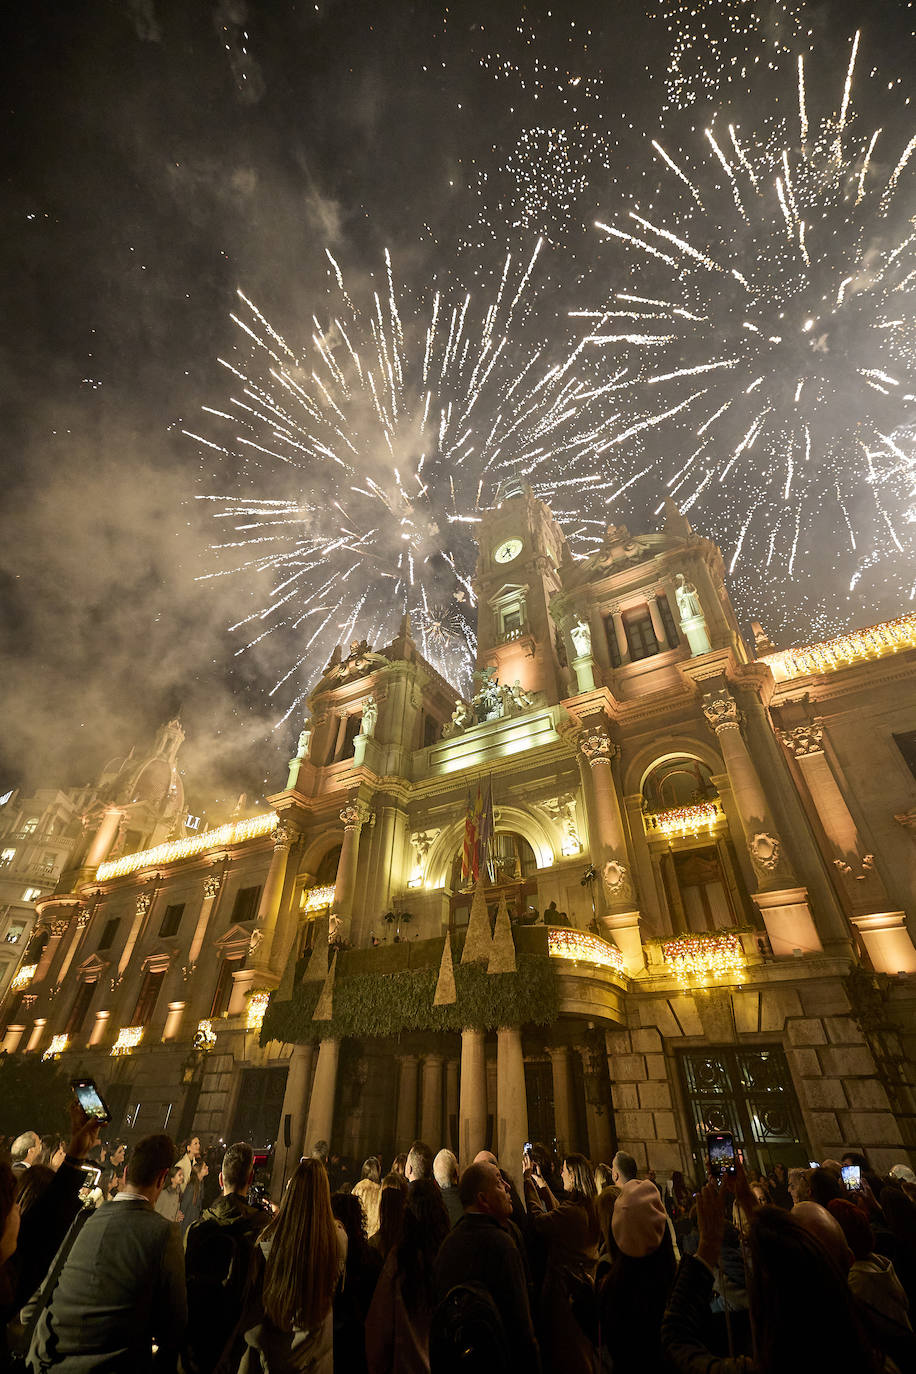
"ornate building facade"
3,489,916,1188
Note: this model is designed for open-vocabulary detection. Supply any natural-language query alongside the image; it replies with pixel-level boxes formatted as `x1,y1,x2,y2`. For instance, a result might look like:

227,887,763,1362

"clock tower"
474,484,571,704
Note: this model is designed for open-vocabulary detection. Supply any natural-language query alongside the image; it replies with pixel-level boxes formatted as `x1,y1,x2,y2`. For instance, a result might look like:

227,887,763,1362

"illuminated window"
0,849,15,867
657,594,680,650
5,921,26,944
22,888,42,903
22,819,39,835
622,605,659,661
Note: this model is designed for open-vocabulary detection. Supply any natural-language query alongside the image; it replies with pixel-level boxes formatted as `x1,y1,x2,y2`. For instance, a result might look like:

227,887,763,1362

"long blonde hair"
261,1159,339,1332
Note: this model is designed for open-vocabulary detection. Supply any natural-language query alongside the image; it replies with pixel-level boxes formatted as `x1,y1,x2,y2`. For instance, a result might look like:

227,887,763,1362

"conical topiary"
487,895,517,974
433,933,457,1005
303,917,330,981
461,880,492,963
312,950,337,1021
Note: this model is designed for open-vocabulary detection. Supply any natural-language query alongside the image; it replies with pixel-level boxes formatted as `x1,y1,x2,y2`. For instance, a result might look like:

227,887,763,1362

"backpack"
184,1210,262,1374
429,1282,512,1373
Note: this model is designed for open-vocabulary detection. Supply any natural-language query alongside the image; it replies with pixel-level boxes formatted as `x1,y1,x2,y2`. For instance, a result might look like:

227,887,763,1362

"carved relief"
541,795,580,850
272,820,296,851
580,731,615,767
339,805,363,831
701,689,741,733
748,831,782,875
409,830,440,863
135,893,153,918
248,928,264,955
51,919,70,938
780,724,824,757
203,874,223,899
602,858,634,903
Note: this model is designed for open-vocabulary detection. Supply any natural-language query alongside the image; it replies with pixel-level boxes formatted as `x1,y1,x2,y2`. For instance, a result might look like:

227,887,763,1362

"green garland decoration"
261,951,558,1046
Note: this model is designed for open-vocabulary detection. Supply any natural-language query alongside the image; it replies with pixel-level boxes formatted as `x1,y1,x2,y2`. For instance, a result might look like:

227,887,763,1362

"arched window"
314,845,342,885
449,830,538,890
642,756,717,813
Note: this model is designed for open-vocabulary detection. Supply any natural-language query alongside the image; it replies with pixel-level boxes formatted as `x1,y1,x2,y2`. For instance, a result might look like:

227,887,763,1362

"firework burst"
582,32,916,605
187,243,618,722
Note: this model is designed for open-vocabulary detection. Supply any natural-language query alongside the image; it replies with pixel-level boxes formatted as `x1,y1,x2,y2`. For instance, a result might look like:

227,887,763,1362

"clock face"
494,538,523,564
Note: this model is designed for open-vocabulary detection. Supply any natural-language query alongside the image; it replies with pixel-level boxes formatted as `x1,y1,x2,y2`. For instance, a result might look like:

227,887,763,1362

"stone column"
187,871,225,973
303,1037,339,1155
459,1028,488,1166
579,728,642,973
445,1057,459,1152
549,1045,574,1155
33,917,68,983
702,686,822,957
25,1018,46,1054
55,907,91,988
497,1028,528,1176
332,804,367,943
271,1042,315,1194
610,611,628,663
117,887,156,982
162,1001,185,1041
420,1052,444,1146
396,1054,419,1149
647,597,666,650
250,822,295,976
84,806,126,871
782,724,915,972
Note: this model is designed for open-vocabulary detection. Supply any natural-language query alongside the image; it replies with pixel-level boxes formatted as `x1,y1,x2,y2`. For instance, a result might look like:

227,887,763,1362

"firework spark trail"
190,245,618,714
585,32,915,600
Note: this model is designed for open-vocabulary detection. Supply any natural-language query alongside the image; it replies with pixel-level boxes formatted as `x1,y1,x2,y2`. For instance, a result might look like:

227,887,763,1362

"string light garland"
662,932,746,986
194,1019,218,1050
42,1033,69,1061
763,612,916,681
110,1025,144,1057
643,800,725,838
548,926,626,974
302,884,336,913
96,812,278,882
10,964,37,992
245,990,271,1032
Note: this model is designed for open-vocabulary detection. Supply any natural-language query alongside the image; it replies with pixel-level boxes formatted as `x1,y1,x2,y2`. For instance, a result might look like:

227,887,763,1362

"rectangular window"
423,714,438,748
341,714,362,760
22,888,42,903
231,886,261,924
1,849,15,867
502,607,522,634
97,917,119,952
6,921,27,944
210,955,244,1018
657,594,680,650
158,903,185,939
65,979,97,1036
893,730,916,781
133,968,166,1026
622,605,659,662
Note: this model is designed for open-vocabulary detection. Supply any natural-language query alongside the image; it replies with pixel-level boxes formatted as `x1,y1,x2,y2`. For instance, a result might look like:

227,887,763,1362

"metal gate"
678,1045,810,1179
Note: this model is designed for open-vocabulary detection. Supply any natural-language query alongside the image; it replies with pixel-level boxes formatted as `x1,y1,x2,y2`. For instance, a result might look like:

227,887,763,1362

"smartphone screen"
70,1077,111,1124
841,1164,861,1191
79,1164,102,1189
706,1131,736,1179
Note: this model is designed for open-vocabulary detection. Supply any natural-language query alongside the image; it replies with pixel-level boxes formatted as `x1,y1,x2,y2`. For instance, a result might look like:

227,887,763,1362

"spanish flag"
461,784,483,885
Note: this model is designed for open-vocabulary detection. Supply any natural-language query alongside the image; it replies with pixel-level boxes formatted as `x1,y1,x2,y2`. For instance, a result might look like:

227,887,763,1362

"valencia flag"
461,784,484,885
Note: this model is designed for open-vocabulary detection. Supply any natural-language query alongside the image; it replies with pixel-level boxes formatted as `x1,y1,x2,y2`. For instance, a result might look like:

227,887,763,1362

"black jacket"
434,1213,541,1374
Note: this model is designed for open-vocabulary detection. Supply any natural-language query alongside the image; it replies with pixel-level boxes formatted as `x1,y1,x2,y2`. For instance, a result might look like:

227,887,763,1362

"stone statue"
360,695,378,737
508,679,533,710
570,617,592,657
442,700,474,737
296,722,312,759
675,573,703,621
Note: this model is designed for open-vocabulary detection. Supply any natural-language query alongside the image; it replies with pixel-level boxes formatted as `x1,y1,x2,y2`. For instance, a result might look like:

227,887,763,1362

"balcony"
660,930,747,987
642,798,725,839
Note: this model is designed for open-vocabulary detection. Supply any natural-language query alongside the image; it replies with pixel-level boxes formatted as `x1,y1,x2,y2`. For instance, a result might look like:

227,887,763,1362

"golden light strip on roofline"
96,812,279,881
763,612,916,682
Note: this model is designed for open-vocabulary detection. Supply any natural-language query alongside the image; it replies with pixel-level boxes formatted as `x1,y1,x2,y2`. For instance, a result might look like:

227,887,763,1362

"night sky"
3,1,915,808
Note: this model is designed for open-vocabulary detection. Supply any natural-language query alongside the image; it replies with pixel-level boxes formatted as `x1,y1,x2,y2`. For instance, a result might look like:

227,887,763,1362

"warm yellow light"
195,1019,217,1049
548,926,626,974
644,800,724,839
763,612,916,682
42,1033,69,1061
110,1025,144,1056
246,990,270,1032
662,932,745,986
10,964,37,992
302,883,336,912
96,813,279,882
560,838,582,856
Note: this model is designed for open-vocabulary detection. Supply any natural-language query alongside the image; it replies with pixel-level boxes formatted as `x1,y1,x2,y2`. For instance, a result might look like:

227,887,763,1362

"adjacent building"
2,488,915,1188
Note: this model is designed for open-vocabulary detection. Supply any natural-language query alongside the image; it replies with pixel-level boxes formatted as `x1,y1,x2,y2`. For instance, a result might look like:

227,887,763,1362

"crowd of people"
2,1108,916,1372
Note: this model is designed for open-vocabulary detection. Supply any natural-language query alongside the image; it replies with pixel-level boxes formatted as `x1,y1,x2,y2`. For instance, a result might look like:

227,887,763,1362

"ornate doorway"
677,1045,810,1179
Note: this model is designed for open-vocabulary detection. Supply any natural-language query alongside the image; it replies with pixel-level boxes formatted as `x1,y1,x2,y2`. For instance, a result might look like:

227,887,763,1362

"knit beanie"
612,1179,667,1258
